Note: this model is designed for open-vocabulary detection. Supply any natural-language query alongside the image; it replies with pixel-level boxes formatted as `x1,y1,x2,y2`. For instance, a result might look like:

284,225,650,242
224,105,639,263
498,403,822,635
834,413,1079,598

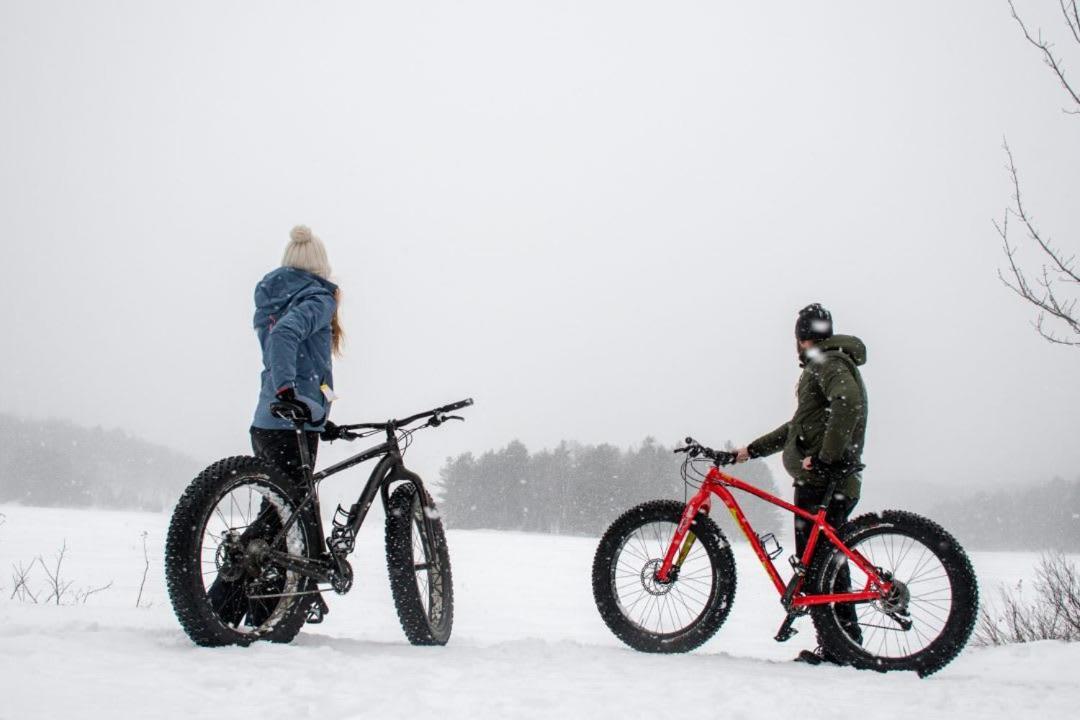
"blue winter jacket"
251,267,338,431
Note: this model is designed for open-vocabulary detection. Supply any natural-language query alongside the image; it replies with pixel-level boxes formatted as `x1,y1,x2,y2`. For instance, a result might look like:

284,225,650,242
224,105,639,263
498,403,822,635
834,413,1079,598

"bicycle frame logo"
657,466,893,609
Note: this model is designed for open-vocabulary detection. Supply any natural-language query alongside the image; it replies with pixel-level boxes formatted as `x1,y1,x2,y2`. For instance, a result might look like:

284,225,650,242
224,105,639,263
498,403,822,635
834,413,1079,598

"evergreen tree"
438,436,784,538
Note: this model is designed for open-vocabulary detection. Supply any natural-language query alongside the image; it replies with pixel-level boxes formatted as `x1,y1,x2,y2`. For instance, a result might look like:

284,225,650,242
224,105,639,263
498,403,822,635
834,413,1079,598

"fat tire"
592,500,737,653
385,482,454,645
807,510,978,677
165,456,318,647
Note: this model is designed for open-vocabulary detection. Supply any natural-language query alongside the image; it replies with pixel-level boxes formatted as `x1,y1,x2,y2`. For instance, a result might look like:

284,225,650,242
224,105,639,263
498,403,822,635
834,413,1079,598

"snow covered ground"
1,503,1077,720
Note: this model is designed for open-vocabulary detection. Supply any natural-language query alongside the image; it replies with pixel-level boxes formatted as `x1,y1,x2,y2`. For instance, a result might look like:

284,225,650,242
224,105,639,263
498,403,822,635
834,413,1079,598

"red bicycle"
592,437,978,677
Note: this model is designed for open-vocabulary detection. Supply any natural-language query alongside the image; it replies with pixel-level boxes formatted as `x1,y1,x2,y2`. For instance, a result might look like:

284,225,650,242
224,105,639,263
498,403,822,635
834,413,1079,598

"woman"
251,224,343,478
214,225,343,626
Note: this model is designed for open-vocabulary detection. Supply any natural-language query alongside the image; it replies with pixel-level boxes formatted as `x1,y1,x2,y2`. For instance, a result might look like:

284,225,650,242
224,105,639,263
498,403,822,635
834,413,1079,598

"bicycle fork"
655,485,713,584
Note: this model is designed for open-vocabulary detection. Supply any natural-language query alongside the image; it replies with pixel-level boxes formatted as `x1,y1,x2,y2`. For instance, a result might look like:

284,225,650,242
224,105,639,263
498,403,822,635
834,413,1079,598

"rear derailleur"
874,569,913,631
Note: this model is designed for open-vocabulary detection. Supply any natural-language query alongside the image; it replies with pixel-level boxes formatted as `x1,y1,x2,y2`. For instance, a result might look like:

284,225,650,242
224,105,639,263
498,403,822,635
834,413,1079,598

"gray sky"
2,0,1078,508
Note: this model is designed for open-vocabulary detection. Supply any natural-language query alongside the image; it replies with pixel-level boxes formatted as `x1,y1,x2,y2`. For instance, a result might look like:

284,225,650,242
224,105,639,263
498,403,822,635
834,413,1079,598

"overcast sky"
2,1,1078,509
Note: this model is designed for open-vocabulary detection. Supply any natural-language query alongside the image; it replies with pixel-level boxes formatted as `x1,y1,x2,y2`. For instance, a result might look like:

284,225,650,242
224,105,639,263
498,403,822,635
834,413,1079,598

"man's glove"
270,386,312,423
320,420,343,442
812,456,863,481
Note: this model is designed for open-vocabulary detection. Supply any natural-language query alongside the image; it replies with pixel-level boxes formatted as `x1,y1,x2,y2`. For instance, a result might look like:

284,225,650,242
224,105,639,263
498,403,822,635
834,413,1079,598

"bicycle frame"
655,465,893,609
266,423,439,585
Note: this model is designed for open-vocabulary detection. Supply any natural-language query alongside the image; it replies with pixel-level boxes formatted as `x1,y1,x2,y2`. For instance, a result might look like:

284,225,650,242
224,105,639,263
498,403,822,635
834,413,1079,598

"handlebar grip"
714,451,737,466
441,398,474,413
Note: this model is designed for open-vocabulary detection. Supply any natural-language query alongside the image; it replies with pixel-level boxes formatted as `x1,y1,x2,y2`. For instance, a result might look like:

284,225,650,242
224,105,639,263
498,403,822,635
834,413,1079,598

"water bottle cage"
758,533,783,560
328,504,358,556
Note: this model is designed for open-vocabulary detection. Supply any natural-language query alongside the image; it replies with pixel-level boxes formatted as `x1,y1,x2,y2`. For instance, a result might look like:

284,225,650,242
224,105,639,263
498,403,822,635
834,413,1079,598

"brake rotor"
214,532,246,582
640,559,675,596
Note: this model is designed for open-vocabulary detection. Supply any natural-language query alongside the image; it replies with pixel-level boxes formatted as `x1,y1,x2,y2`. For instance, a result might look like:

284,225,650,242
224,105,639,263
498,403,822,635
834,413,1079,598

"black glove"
270,386,312,423
320,420,343,442
812,456,863,481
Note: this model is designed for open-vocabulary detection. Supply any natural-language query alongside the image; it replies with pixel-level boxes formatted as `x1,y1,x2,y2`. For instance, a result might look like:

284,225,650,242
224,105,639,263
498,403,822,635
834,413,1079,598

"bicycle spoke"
198,482,306,635
611,519,715,637
831,529,954,660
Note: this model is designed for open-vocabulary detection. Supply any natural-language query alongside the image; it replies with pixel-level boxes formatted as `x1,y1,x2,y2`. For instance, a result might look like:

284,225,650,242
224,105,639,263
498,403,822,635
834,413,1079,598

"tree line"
438,437,783,538
0,413,199,511
438,436,1080,551
930,476,1080,552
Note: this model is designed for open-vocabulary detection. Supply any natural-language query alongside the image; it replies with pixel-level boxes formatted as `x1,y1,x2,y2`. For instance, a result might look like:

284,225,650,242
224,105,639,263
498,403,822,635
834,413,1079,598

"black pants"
208,430,322,626
248,427,328,618
249,426,326,558
793,482,861,645
250,427,320,483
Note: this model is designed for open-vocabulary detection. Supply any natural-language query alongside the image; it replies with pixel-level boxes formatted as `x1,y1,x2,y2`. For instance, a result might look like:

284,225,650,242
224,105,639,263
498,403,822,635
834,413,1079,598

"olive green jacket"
747,335,868,499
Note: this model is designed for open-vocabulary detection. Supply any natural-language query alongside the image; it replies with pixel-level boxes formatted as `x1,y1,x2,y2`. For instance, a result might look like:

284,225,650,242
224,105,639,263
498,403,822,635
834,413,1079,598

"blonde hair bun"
290,225,314,244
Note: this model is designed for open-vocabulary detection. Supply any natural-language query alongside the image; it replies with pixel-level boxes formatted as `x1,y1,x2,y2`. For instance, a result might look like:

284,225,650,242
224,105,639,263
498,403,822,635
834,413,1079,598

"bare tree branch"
76,581,113,605
995,140,1080,346
977,553,1080,644
38,541,72,605
9,561,39,603
136,531,150,608
1010,0,1080,112
1061,0,1080,45
1004,143,1080,284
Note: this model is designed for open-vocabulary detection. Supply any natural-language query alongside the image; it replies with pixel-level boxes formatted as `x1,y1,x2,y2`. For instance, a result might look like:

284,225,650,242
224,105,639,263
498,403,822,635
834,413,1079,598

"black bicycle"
165,398,473,647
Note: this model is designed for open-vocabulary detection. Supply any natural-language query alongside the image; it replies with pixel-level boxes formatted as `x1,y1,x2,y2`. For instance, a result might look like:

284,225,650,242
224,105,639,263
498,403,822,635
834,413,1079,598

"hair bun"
290,225,314,244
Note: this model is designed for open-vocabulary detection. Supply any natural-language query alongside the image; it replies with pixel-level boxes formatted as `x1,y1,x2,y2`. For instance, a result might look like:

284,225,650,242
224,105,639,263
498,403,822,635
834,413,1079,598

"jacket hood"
816,334,867,366
254,267,337,323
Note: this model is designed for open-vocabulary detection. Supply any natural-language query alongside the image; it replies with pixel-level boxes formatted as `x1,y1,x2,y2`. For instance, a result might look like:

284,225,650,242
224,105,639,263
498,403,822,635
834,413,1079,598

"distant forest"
2,411,1076,552
0,413,199,511
930,477,1080,552
439,439,1080,551
438,438,784,538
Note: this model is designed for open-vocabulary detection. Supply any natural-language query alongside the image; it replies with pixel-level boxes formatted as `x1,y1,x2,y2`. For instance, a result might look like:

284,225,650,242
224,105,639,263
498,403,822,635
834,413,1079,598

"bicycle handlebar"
674,436,738,466
337,398,475,435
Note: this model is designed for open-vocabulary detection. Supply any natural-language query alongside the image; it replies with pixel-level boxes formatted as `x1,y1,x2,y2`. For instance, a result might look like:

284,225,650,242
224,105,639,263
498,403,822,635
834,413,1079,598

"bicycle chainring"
330,557,354,594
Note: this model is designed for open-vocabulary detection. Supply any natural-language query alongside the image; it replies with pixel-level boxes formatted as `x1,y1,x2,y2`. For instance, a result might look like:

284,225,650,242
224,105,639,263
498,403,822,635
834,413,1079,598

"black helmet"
795,303,833,342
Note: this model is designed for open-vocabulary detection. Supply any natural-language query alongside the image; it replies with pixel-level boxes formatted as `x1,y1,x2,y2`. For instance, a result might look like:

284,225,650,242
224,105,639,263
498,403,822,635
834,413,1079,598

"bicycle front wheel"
385,482,454,645
807,510,978,676
592,500,736,653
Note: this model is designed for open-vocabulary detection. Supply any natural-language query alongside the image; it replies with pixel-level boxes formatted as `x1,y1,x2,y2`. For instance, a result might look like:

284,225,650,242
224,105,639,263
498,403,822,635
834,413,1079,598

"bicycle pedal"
305,594,330,624
774,613,801,643
774,625,799,643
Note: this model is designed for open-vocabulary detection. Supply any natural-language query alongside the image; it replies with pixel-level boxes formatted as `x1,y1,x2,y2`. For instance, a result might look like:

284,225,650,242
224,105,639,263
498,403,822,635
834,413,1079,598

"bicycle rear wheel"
165,456,319,646
592,500,736,653
807,510,978,676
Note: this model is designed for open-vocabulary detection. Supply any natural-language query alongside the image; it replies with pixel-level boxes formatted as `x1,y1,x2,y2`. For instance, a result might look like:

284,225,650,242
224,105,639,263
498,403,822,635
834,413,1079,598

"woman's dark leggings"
250,427,320,483
793,482,862,645
246,427,327,618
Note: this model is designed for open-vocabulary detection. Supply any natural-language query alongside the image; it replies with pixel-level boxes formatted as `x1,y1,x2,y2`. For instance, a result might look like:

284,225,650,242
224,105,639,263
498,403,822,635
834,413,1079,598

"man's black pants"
793,482,862,646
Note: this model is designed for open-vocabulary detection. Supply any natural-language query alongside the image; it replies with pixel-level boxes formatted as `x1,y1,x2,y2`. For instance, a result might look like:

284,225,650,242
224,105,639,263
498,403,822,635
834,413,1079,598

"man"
734,303,868,665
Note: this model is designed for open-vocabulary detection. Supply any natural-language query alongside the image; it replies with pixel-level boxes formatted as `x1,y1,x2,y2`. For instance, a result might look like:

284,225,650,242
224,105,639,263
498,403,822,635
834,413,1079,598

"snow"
1,504,1078,719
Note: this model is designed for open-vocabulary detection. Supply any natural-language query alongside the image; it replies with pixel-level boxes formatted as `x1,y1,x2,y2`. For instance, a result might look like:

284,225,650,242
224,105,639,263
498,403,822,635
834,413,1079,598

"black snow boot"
794,647,844,666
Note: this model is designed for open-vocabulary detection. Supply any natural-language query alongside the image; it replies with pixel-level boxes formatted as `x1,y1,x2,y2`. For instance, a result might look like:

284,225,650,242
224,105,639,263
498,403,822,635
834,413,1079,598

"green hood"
816,334,867,366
